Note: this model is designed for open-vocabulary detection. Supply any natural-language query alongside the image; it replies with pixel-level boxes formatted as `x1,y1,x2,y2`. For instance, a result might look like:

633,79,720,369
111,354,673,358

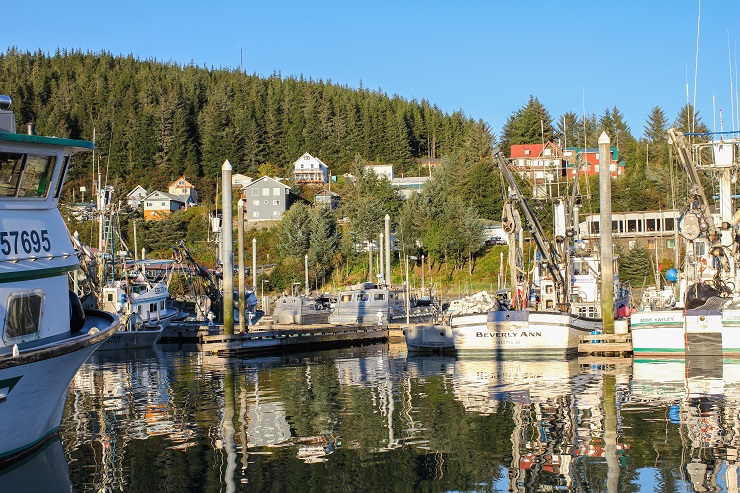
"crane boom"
493,149,566,291
668,127,720,242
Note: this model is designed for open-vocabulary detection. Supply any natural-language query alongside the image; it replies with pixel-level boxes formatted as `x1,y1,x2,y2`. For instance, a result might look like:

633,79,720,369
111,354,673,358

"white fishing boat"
451,150,630,354
0,95,119,463
97,278,178,350
631,129,740,356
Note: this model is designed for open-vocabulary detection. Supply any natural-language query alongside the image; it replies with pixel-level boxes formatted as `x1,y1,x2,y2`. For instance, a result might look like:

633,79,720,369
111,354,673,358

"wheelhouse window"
0,152,56,198
3,290,44,342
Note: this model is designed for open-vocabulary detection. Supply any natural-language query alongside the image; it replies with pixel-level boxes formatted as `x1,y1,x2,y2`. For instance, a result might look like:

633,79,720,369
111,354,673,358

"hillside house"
563,147,625,178
293,153,329,184
241,176,295,221
232,173,252,188
143,191,186,220
365,164,394,180
168,176,198,205
126,185,148,209
314,189,341,210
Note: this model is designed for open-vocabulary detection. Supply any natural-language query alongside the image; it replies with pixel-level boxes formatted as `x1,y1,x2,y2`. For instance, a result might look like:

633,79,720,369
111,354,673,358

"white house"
232,173,253,188
365,164,394,180
293,152,329,184
126,185,148,209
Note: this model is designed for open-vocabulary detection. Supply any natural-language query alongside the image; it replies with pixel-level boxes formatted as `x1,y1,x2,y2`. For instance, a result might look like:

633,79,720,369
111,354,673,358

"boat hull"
631,308,740,356
451,310,599,354
97,327,162,351
0,310,118,463
403,324,455,353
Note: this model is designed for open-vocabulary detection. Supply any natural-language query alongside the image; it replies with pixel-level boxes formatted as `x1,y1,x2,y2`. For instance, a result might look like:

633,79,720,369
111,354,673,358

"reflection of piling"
604,374,619,492
599,131,615,333
222,160,234,334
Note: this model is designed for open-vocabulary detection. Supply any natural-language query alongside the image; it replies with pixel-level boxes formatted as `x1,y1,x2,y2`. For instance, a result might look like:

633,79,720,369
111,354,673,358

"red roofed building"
509,142,567,198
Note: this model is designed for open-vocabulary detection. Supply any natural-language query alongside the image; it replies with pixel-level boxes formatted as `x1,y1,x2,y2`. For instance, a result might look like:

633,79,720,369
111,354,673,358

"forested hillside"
0,48,492,204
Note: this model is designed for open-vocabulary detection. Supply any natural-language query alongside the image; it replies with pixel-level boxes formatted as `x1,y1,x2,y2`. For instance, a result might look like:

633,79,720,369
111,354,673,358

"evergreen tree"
500,96,554,156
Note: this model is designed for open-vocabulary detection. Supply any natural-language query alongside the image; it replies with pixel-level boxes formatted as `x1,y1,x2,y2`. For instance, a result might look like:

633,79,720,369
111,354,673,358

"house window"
667,239,675,248
252,189,259,196
273,200,280,205
161,202,166,206
252,200,259,206
252,211,259,218
262,188,269,196
273,188,280,196
665,218,675,231
273,210,279,216
147,202,152,207
4,290,44,342
304,155,310,160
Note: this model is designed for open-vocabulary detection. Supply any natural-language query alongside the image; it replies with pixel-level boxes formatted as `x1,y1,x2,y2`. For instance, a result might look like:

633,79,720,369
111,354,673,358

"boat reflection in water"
407,356,617,491
55,344,740,492
0,437,72,493
629,357,740,492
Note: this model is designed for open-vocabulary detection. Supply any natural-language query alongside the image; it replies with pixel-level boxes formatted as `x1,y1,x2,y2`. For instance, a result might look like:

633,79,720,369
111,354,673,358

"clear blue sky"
3,0,740,139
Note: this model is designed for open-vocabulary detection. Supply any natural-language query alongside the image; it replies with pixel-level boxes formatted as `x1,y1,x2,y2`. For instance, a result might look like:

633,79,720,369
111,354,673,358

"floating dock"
199,323,388,356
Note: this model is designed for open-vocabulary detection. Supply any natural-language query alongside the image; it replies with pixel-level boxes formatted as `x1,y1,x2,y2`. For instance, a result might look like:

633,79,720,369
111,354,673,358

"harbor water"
2,345,740,492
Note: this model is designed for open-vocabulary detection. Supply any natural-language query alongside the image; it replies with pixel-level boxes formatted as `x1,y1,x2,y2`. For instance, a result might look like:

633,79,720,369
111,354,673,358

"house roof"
315,189,340,197
144,191,185,203
127,185,148,197
168,176,195,189
243,175,291,190
510,142,563,159
292,152,328,168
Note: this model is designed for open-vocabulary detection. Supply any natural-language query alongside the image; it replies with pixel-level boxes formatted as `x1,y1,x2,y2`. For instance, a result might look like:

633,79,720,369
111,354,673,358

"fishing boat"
451,149,630,354
272,293,334,325
0,95,119,463
73,187,184,350
97,276,182,349
630,128,740,355
329,282,438,325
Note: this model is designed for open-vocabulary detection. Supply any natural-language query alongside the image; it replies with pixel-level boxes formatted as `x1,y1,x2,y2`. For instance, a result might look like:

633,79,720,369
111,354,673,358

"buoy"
666,268,678,282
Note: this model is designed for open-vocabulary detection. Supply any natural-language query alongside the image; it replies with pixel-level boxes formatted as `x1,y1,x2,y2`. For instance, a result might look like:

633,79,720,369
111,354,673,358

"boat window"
0,152,56,198
53,155,70,198
341,294,352,302
137,305,142,314
695,242,707,256
373,293,385,301
572,261,588,276
150,303,157,312
3,290,44,342
359,293,369,302
160,301,165,310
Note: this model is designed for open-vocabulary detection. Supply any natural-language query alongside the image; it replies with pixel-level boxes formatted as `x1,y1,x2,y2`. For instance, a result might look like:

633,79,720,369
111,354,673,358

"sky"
3,0,740,139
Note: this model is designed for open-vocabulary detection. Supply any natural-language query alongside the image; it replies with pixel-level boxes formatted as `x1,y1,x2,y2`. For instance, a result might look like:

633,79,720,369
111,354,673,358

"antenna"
693,0,701,134
729,30,735,133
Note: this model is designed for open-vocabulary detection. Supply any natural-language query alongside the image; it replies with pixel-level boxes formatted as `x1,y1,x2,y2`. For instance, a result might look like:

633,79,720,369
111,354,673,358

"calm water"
2,344,739,492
